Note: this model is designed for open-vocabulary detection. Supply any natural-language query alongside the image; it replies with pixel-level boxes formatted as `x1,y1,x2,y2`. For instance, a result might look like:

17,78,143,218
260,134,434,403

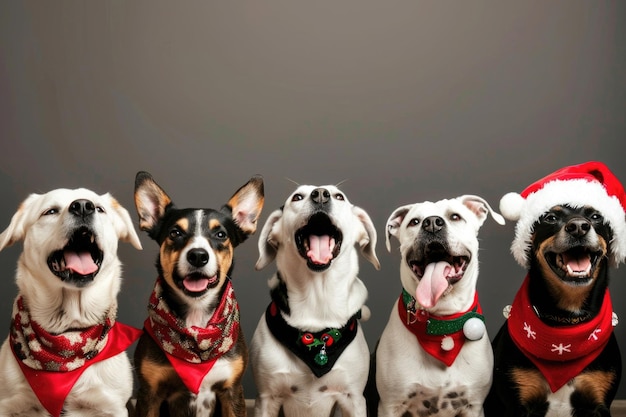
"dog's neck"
269,271,367,332
527,263,609,326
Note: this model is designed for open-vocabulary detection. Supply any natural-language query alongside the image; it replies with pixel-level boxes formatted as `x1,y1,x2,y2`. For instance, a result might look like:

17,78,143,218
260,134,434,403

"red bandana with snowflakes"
398,291,483,367
144,277,240,394
507,275,614,392
9,296,142,417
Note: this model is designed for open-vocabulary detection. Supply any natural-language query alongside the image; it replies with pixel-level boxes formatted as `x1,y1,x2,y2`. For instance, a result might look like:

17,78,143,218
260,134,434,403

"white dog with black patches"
373,195,503,417
251,185,380,417
0,188,142,417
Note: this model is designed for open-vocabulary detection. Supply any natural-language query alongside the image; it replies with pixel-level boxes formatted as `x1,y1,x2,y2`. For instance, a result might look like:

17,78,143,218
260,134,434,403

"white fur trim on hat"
506,178,626,268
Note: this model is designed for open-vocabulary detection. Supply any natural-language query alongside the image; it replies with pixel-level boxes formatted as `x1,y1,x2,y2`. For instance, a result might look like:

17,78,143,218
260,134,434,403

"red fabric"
507,276,614,392
144,277,240,394
12,322,142,417
519,161,626,211
398,293,481,367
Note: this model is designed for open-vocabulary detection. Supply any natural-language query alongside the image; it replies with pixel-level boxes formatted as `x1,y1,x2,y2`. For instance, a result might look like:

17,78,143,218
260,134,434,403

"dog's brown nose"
69,199,95,219
565,218,591,238
311,188,331,205
423,216,445,234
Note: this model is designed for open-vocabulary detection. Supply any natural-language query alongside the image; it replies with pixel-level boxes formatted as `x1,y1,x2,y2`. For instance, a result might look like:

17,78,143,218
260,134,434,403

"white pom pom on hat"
499,161,626,268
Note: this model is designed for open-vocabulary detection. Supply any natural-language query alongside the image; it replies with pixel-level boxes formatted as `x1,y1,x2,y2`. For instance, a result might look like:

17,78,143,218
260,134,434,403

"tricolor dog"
0,188,143,417
485,161,625,417
133,172,264,417
250,184,380,417
371,195,504,417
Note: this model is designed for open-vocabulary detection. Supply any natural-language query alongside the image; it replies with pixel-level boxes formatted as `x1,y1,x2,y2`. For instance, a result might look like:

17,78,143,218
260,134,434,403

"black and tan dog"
486,161,626,417
133,171,264,417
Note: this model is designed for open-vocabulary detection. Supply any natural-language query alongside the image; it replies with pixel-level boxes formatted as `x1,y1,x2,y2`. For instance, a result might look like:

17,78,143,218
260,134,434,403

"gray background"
1,1,624,400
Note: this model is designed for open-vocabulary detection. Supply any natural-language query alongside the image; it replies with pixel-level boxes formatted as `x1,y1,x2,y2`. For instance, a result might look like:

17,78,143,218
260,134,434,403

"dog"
485,161,625,416
133,171,264,417
368,195,504,417
0,188,143,417
250,184,380,417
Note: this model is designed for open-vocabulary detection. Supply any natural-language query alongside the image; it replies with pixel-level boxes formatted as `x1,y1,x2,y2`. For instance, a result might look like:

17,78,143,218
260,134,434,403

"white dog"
0,188,142,417
250,185,380,417
373,195,503,417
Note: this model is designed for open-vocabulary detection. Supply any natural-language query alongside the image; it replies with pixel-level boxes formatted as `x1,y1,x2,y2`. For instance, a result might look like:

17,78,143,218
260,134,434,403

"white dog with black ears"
372,195,504,417
0,188,143,417
250,184,380,417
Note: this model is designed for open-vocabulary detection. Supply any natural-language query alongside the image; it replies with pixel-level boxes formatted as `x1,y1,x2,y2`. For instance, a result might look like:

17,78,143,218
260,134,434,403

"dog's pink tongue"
562,252,592,274
416,261,452,309
63,250,98,275
183,277,210,292
307,235,335,265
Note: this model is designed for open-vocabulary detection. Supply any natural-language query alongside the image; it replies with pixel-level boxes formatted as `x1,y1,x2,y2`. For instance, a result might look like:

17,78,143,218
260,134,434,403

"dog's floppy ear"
224,175,265,240
107,194,143,250
458,195,505,228
0,193,41,251
255,208,283,270
134,171,173,237
385,205,411,252
353,206,380,270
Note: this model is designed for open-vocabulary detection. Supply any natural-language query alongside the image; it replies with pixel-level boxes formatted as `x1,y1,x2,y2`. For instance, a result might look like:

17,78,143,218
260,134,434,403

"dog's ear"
225,175,265,239
134,171,173,236
107,194,143,250
0,193,41,251
458,195,505,228
353,206,380,270
255,208,283,270
385,205,411,252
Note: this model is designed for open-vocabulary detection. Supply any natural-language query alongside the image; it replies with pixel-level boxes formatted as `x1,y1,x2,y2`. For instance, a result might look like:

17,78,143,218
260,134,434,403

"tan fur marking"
511,368,550,404
223,355,246,389
208,218,222,230
176,218,189,232
574,370,615,404
141,359,177,390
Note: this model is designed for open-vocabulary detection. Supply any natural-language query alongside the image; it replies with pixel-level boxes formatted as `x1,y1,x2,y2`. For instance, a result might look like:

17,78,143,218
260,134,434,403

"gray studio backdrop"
1,2,624,400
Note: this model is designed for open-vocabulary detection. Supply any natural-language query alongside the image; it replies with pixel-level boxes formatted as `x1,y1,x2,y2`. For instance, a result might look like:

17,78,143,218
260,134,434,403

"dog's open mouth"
407,242,470,308
295,212,343,271
47,226,103,286
180,273,219,296
546,246,601,284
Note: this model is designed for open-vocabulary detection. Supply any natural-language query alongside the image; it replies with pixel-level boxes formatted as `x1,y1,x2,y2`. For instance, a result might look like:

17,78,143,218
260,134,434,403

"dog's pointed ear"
107,194,143,250
0,193,41,251
458,195,505,227
385,205,411,252
225,175,265,239
255,208,283,270
353,206,380,270
134,171,173,236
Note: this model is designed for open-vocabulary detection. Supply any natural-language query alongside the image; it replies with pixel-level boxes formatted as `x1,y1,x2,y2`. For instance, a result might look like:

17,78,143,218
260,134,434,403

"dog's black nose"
565,218,591,238
422,216,445,234
69,199,95,219
311,188,331,205
187,248,209,268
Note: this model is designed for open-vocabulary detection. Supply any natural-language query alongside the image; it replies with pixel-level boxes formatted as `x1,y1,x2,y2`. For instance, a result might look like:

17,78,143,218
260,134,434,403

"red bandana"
507,276,614,392
9,296,142,417
144,277,240,394
398,291,484,367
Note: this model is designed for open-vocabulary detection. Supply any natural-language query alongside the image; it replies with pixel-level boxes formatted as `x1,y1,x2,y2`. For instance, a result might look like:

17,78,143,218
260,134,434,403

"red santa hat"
500,161,626,268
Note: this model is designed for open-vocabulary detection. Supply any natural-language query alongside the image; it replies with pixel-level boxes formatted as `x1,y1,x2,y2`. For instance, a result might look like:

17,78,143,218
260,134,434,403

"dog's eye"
215,230,227,240
450,213,462,221
43,208,59,216
96,206,105,213
169,229,183,239
590,212,603,223
334,193,345,201
542,213,558,224
292,194,303,202
408,218,420,227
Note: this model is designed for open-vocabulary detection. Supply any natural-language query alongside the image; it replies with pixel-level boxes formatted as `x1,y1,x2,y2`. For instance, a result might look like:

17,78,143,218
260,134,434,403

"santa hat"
500,161,626,268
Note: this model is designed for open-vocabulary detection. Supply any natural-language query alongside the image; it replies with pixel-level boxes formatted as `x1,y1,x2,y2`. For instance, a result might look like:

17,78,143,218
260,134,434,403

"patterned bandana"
144,277,240,394
507,275,614,392
10,296,142,417
264,301,360,377
398,290,485,367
